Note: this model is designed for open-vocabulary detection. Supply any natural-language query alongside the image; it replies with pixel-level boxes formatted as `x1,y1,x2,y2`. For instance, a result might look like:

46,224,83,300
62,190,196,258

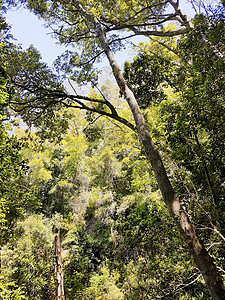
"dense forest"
0,0,225,299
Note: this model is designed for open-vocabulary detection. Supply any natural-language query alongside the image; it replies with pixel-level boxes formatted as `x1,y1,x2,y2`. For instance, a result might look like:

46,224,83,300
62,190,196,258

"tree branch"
168,0,193,28
133,27,187,37
61,96,136,131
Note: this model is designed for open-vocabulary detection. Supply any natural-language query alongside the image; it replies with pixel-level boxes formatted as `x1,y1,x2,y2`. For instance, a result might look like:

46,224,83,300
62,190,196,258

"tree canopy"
1,0,225,299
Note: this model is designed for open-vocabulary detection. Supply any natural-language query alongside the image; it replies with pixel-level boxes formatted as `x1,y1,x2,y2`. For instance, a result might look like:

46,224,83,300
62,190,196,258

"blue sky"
5,1,198,67
6,9,69,66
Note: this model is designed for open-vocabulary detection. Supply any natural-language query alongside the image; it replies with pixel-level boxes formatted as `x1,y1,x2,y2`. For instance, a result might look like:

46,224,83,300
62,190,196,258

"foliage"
0,214,55,300
0,42,71,141
123,52,171,109
165,13,225,235
113,193,209,299
63,227,103,299
83,265,124,300
1,1,225,299
0,51,37,244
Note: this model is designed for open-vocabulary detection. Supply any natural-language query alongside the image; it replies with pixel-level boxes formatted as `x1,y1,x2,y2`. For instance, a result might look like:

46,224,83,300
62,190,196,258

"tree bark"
55,232,65,300
71,1,225,298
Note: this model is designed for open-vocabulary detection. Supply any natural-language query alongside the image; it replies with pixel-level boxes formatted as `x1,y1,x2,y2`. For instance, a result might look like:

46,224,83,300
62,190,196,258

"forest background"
0,0,225,299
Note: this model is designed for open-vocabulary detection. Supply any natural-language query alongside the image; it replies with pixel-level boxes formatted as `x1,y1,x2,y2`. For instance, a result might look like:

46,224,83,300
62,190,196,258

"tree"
0,42,37,244
176,13,225,219
123,12,225,229
122,24,225,295
3,0,225,298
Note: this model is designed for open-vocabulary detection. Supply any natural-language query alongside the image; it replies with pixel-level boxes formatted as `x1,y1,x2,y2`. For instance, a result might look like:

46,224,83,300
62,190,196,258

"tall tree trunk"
72,1,225,298
55,232,65,300
102,43,224,300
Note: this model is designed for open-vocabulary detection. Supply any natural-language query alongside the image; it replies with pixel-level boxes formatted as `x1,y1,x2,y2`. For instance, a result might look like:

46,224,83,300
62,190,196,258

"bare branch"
105,13,180,32
133,27,187,37
61,97,136,131
10,76,136,132
89,80,118,116
168,0,193,28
